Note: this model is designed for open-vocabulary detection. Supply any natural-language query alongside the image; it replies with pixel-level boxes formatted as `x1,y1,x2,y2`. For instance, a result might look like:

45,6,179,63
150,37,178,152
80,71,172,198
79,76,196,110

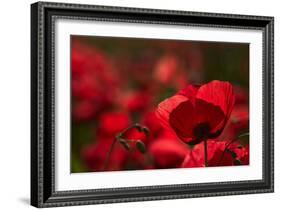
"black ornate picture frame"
31,1,274,208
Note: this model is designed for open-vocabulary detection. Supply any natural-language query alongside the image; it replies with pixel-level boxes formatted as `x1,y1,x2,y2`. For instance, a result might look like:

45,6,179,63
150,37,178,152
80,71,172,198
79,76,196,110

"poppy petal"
194,99,225,134
168,100,197,142
155,94,187,129
196,80,235,134
196,80,235,117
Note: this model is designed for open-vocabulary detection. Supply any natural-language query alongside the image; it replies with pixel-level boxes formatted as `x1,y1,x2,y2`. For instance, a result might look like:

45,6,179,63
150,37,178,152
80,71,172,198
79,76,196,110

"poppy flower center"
193,123,210,139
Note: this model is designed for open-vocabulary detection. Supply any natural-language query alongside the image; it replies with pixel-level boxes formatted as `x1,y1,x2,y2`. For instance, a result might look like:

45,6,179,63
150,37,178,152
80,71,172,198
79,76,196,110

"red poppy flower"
156,80,235,145
181,140,248,168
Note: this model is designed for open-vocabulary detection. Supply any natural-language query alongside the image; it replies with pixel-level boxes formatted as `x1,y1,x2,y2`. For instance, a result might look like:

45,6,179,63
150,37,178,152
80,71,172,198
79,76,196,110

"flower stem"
204,139,208,167
103,123,150,171
120,123,143,136
103,137,118,171
145,152,154,167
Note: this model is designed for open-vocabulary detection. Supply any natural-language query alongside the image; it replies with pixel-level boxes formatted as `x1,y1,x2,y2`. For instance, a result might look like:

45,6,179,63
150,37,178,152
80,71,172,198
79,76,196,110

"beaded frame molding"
31,1,274,208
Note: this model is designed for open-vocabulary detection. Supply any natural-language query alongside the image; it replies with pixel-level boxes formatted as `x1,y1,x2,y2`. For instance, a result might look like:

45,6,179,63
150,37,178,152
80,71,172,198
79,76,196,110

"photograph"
71,35,250,173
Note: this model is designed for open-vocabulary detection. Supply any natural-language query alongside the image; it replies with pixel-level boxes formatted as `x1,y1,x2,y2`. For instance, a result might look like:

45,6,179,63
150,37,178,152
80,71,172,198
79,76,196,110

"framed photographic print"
31,1,274,208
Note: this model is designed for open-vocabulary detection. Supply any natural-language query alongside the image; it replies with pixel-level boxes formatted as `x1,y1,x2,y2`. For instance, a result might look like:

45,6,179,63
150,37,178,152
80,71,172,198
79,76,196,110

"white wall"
0,0,279,209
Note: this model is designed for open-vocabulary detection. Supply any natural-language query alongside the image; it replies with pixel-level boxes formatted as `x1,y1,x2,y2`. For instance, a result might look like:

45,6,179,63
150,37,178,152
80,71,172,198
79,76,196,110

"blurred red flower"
98,112,130,137
219,104,249,141
156,80,235,145
71,40,120,121
154,55,178,85
233,85,249,105
229,143,249,165
149,131,190,168
153,55,189,90
124,91,152,113
82,137,128,171
72,101,98,121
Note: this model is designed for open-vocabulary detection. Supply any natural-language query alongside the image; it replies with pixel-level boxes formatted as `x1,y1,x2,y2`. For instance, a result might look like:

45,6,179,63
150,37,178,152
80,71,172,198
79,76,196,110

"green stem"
103,123,149,171
238,132,249,139
145,152,154,167
103,137,118,171
121,123,142,135
204,139,208,167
